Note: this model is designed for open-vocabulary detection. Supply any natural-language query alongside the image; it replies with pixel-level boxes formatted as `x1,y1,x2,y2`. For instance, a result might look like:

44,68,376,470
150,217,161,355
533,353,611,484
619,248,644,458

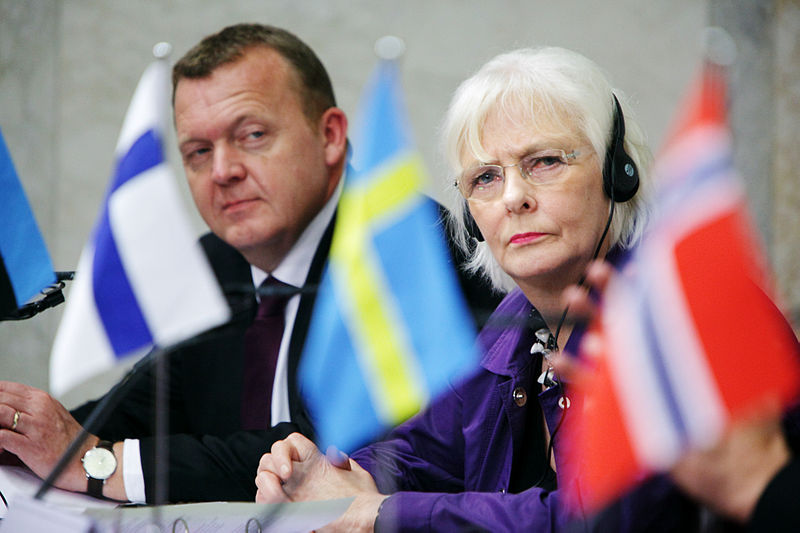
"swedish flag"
300,51,478,453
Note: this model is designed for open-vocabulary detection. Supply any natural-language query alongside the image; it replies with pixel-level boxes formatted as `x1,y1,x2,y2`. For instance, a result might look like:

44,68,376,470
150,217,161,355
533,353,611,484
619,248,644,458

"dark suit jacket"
70,225,334,503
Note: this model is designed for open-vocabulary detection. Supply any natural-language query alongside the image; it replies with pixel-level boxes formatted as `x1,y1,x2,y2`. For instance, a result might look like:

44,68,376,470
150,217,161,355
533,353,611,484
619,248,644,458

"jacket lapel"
285,214,337,435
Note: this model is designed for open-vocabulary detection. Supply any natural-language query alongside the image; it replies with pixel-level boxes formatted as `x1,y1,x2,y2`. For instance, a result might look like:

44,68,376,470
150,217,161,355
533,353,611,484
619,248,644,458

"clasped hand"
255,432,387,532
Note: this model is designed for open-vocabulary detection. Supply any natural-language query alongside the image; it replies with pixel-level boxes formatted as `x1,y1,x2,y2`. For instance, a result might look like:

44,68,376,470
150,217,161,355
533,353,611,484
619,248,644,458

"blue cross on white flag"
50,52,230,397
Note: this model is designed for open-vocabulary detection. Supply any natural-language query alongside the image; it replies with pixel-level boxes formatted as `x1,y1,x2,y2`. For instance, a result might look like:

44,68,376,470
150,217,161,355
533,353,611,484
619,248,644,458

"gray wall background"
1,1,798,405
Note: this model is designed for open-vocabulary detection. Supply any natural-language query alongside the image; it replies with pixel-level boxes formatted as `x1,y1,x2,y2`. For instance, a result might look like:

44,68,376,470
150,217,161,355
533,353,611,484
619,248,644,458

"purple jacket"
351,288,698,532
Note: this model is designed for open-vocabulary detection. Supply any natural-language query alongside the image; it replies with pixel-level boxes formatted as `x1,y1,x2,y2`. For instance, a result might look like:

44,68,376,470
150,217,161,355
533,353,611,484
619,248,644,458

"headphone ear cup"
603,94,640,203
603,144,639,202
464,210,484,242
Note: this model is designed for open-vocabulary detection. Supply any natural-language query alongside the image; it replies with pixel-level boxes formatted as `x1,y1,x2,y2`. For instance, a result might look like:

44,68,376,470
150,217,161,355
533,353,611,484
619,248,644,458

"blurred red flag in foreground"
563,60,800,513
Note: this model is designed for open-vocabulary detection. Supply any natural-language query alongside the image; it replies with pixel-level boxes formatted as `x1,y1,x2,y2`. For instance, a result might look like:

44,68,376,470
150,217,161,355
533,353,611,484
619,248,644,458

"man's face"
174,47,342,271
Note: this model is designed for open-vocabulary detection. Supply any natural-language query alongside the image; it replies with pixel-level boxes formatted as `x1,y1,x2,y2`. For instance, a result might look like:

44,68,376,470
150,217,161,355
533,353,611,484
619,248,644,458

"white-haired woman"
254,47,699,531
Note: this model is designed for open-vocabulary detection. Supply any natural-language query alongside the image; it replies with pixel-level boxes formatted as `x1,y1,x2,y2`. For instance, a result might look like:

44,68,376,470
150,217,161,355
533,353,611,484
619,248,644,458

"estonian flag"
0,127,56,317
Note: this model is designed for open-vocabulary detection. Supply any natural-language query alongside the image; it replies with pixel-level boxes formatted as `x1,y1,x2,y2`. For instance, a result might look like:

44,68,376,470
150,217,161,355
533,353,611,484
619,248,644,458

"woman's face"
464,109,611,293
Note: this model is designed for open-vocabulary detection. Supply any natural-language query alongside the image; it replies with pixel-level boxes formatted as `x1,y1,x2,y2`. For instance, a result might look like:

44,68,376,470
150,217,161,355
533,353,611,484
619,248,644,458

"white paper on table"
0,465,117,519
84,498,354,533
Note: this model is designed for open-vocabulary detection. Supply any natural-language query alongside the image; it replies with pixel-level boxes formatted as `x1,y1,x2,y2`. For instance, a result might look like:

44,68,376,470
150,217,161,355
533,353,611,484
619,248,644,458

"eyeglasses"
454,148,580,201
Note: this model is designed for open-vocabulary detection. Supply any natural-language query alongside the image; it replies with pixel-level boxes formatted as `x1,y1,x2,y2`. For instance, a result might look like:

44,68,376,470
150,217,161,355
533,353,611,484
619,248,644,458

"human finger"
0,387,28,427
10,409,20,432
0,405,22,433
0,381,33,395
550,350,581,381
0,383,35,416
0,426,30,460
270,433,319,480
561,285,597,322
551,330,603,383
283,432,325,464
258,452,281,476
268,440,296,481
325,445,351,471
255,470,290,503
584,260,613,292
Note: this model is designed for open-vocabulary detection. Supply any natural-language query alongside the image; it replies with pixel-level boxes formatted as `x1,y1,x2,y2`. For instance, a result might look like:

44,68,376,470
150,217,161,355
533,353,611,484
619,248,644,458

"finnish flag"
50,54,230,397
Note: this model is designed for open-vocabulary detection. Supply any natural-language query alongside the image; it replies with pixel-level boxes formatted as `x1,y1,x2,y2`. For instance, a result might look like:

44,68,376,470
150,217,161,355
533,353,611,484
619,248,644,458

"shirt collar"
250,166,347,290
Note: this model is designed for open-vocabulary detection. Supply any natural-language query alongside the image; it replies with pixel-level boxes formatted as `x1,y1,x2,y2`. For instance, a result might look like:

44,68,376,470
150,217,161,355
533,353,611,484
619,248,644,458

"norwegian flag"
564,62,800,513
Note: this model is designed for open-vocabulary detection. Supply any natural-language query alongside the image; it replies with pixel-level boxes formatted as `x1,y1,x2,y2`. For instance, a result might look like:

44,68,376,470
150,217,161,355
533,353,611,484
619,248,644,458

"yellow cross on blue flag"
299,47,479,453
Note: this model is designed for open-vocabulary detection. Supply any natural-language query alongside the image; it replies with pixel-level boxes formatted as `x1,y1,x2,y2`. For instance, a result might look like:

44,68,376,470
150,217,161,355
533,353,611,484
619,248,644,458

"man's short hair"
172,23,337,123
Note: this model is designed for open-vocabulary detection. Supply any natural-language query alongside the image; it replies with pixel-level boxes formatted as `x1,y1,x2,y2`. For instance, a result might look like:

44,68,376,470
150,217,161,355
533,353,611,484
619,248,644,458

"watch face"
83,447,117,480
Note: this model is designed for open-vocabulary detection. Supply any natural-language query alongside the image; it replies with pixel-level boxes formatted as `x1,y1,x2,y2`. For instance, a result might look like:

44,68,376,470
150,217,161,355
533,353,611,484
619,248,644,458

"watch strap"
85,440,114,498
87,475,105,499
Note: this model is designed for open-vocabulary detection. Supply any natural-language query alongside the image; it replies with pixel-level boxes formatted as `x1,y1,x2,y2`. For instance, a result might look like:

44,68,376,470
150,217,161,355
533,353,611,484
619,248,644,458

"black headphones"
603,94,640,202
464,93,639,242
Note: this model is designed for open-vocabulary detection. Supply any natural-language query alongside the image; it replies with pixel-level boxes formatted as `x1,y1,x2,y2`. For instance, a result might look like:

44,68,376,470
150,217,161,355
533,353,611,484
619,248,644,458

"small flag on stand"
50,45,230,397
564,40,800,513
299,37,478,453
0,127,56,316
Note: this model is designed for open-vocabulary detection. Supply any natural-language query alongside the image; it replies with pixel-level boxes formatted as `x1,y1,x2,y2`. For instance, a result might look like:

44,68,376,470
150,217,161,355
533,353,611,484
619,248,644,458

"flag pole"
150,41,173,523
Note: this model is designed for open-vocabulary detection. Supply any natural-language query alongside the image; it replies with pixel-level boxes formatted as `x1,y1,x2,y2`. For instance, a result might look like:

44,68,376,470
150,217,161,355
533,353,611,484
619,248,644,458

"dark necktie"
241,277,292,430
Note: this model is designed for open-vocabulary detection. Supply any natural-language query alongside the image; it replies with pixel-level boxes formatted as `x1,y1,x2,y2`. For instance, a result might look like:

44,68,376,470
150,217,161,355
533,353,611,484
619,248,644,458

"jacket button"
512,387,527,407
558,396,571,409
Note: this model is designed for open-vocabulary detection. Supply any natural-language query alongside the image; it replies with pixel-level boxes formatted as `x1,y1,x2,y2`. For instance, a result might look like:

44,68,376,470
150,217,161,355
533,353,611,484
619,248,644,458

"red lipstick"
509,232,545,245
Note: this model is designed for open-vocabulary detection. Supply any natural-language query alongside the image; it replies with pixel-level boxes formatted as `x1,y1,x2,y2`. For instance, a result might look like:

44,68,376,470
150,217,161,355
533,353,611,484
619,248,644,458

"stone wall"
5,1,797,400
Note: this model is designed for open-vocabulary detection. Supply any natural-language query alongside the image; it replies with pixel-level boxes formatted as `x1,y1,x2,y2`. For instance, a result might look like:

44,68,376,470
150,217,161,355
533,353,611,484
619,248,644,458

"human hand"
559,263,793,524
551,260,615,379
0,381,99,492
671,414,789,523
255,432,386,532
560,259,613,322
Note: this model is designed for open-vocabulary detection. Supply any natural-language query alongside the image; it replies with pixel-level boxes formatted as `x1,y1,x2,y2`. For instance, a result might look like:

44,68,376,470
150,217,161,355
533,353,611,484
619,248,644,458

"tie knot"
255,277,293,319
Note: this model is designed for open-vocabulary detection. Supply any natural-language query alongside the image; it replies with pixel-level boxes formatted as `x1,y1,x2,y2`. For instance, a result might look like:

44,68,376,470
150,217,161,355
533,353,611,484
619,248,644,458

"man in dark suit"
69,227,335,502
0,23,500,504
0,23,348,503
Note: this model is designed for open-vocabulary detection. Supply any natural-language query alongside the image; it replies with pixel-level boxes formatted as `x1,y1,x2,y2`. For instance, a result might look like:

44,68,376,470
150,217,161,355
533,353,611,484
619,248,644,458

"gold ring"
11,410,20,431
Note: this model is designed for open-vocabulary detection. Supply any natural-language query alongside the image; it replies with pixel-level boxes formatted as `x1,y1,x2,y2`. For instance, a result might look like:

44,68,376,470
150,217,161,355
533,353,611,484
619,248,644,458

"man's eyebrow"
178,113,267,147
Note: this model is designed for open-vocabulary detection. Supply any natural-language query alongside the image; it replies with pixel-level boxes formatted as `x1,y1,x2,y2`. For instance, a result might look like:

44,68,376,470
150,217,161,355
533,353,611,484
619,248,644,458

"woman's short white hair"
440,46,653,293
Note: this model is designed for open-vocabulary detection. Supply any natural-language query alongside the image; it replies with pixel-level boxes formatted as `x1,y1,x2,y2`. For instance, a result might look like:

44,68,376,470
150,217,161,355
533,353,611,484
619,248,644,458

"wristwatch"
81,440,117,498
